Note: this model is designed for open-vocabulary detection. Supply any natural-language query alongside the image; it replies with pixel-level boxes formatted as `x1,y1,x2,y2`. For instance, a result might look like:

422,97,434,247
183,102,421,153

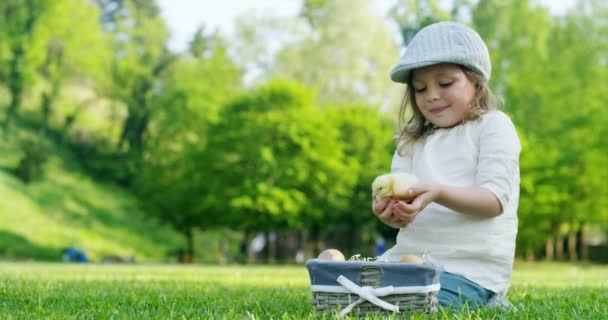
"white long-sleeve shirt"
382,110,521,294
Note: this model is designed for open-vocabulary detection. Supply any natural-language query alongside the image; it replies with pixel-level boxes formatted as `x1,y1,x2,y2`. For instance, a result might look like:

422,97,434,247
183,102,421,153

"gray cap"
390,21,491,83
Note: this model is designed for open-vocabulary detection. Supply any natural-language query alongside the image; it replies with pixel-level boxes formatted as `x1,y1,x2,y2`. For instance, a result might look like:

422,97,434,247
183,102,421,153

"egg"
399,254,424,264
318,249,346,261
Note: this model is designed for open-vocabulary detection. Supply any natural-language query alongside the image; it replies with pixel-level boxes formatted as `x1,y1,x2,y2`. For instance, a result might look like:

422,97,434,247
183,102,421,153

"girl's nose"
426,87,440,101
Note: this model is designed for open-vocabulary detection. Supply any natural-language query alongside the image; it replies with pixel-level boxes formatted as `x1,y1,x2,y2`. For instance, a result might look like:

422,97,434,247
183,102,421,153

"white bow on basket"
335,275,400,316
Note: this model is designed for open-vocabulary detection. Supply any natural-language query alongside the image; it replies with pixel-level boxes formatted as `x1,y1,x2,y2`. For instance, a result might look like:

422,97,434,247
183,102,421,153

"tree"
32,0,108,131
203,80,353,226
133,28,241,258
95,0,173,156
321,104,395,255
274,0,401,107
0,0,107,138
390,0,453,45
230,0,401,108
0,0,52,131
191,80,357,259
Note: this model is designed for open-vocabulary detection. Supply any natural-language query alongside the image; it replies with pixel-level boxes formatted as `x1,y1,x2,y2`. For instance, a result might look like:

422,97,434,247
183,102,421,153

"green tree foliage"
146,27,241,148
14,133,48,183
275,0,400,107
231,0,401,107
198,80,354,234
0,1,57,129
390,0,451,45
133,29,241,256
0,0,106,131
33,0,108,130
300,0,331,26
322,105,395,254
230,12,303,85
96,0,173,155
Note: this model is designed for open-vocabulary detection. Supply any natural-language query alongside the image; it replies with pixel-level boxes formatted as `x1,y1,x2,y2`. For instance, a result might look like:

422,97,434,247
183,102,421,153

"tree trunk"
526,247,535,261
219,238,228,265
117,54,174,154
345,224,358,258
568,229,578,261
62,97,97,132
297,229,306,263
238,230,250,264
581,224,589,261
555,236,564,260
182,227,194,263
4,1,40,133
40,42,64,132
310,224,322,258
545,237,554,261
41,93,51,129
118,105,148,154
262,231,275,264
4,46,25,133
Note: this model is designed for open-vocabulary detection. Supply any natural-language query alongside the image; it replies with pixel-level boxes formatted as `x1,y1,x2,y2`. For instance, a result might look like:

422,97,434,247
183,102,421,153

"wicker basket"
306,259,440,317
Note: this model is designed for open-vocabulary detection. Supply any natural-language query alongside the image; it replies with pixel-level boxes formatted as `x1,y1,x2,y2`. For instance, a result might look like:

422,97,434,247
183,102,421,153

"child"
372,21,521,309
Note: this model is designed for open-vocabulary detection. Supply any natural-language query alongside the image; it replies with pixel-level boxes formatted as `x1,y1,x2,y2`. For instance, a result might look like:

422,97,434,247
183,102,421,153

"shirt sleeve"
476,112,521,212
391,140,413,173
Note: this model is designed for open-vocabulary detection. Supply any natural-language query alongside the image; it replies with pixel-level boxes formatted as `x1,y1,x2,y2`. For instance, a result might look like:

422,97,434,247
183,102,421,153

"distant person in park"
372,21,521,310
374,236,386,256
62,247,88,263
237,238,248,264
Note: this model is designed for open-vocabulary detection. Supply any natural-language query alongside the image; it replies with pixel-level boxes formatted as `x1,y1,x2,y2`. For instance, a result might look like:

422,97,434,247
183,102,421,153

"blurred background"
0,0,606,265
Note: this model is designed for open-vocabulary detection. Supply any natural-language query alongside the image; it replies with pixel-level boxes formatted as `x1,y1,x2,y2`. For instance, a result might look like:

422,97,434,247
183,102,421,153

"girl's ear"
476,82,483,92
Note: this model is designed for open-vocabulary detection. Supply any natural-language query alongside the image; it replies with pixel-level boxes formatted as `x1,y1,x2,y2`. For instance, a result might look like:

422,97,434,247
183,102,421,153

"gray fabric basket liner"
306,259,440,288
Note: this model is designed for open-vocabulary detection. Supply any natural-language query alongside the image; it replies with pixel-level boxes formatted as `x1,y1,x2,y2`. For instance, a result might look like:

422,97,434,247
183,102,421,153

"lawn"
0,262,606,319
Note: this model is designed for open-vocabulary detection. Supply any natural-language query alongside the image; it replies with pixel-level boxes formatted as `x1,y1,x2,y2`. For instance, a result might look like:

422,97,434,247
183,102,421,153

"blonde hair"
396,66,500,156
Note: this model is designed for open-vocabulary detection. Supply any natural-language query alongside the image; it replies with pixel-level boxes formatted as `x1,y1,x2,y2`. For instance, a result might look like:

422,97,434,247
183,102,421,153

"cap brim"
390,60,443,83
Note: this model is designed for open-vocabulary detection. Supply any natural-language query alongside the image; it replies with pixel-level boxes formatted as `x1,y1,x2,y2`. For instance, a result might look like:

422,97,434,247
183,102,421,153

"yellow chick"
371,172,419,200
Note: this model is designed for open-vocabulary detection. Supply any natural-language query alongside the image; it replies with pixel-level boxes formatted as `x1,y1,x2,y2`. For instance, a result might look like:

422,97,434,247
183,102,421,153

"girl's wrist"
433,183,444,202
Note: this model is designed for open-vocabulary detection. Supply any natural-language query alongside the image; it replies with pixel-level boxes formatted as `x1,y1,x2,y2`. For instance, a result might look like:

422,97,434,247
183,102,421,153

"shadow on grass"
0,165,15,174
0,230,60,260
0,165,21,185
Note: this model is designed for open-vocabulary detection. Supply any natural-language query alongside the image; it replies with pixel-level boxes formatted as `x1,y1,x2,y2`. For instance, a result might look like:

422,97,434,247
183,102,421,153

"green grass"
0,125,184,262
0,262,606,319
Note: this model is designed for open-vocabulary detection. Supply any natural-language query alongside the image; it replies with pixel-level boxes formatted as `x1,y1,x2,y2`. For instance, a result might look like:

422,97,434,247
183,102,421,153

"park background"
1,0,607,266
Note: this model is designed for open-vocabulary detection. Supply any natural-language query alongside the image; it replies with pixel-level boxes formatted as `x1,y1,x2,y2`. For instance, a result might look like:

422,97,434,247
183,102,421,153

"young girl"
372,21,521,309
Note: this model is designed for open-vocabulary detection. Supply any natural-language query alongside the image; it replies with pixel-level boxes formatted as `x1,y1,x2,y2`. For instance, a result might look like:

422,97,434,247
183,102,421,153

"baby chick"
371,172,419,200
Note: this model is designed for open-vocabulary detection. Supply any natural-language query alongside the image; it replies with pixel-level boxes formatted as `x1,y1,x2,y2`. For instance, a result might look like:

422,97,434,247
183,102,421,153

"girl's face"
411,63,477,128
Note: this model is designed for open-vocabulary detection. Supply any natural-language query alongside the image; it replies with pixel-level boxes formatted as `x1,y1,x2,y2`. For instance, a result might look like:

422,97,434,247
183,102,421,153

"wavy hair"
396,66,500,156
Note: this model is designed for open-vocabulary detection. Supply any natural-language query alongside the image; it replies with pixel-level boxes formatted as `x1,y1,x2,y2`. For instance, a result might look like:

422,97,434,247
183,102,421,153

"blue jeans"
438,272,493,310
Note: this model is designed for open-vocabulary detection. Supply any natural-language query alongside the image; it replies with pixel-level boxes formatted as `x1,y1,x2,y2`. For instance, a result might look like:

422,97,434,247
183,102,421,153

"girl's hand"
372,196,410,229
393,183,441,218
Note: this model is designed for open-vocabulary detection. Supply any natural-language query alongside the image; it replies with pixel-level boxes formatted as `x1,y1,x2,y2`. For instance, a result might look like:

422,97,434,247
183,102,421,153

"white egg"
318,249,346,261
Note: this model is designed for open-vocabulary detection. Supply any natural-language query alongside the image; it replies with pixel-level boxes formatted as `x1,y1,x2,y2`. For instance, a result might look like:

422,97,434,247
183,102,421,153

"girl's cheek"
414,96,424,108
